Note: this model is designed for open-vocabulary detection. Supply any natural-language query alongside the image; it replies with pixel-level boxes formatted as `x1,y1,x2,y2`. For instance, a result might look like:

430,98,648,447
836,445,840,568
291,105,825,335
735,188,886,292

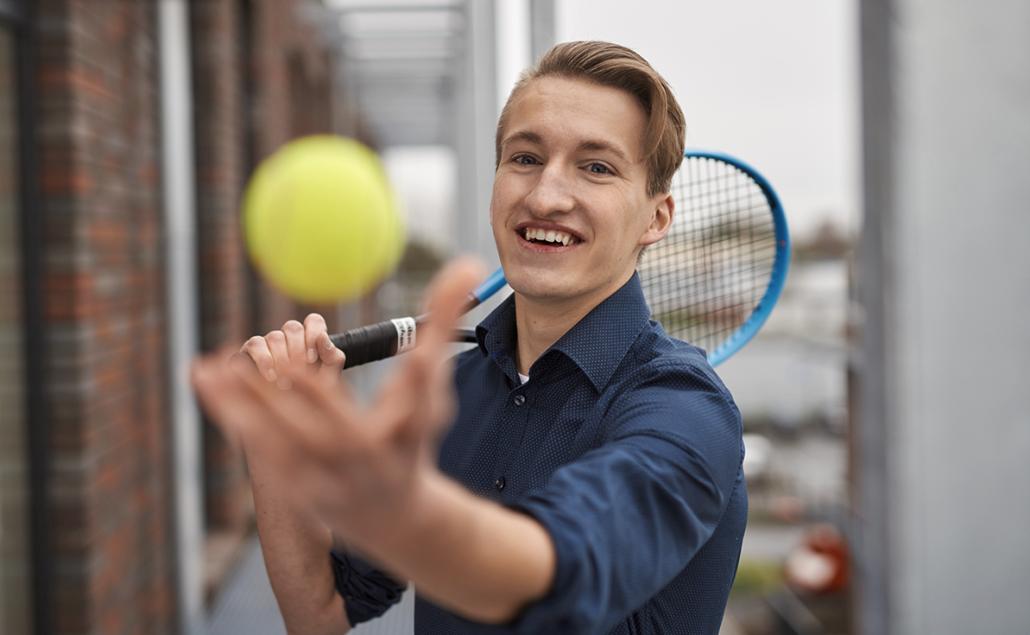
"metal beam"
528,0,555,62
328,3,461,14
157,2,205,633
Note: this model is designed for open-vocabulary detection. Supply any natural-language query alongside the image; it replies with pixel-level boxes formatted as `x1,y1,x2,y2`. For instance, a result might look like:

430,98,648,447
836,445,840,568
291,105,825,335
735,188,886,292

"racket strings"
640,157,777,353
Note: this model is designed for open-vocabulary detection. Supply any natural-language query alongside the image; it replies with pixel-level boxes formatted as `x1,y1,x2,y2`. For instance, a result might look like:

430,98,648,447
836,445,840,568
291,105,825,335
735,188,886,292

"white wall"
858,1,1030,633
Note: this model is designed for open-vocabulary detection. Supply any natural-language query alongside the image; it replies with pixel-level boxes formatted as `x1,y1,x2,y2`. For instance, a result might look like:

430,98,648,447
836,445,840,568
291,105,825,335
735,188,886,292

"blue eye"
588,162,612,175
513,154,538,165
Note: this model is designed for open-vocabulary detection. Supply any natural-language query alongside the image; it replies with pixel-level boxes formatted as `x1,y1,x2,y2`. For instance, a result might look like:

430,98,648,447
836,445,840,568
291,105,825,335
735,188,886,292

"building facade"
1,1,340,633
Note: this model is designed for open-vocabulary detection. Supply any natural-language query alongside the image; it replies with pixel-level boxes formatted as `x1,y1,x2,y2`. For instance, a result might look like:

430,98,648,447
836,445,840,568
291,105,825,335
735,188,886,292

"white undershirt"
518,372,529,385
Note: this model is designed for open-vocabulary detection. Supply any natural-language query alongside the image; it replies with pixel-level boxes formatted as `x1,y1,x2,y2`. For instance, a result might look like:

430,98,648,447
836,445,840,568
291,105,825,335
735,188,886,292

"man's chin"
506,273,579,303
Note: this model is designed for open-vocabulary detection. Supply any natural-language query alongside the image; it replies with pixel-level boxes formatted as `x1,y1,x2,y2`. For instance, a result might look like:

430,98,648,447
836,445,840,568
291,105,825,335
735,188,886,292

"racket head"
638,150,790,365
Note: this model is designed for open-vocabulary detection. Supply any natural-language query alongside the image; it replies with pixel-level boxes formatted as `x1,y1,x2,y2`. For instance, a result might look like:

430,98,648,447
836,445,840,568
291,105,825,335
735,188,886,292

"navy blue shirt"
332,273,747,634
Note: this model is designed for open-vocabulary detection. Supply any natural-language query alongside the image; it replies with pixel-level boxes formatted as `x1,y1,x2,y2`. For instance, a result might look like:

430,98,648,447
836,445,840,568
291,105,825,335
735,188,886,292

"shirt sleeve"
506,361,744,634
329,549,408,626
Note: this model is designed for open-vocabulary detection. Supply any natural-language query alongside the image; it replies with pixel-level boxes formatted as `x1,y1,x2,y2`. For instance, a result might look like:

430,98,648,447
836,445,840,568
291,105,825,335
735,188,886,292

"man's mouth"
517,226,582,248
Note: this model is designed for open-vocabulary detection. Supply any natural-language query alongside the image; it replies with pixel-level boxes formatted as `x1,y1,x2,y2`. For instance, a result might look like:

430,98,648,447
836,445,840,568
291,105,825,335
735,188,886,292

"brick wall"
26,0,340,632
189,0,338,545
190,0,251,538
246,0,337,333
34,1,173,633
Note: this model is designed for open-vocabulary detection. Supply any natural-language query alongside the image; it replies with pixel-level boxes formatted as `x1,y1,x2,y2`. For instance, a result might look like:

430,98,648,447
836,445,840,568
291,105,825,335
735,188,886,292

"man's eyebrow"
577,139,631,163
501,130,544,148
503,131,632,162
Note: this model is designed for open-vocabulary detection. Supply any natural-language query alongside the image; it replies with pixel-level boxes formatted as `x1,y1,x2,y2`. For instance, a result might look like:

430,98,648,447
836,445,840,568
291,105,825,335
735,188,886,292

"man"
192,41,746,634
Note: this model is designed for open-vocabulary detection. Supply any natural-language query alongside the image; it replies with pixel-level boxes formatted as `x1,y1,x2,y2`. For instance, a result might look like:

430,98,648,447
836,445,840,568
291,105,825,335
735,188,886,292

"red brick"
30,1,336,631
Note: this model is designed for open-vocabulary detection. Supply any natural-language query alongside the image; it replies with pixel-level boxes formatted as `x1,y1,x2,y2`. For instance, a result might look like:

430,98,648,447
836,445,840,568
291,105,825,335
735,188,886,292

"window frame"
1,2,49,635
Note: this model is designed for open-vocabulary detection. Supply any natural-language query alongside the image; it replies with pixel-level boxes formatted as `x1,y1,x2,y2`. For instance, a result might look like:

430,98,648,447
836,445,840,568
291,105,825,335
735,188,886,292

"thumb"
372,257,487,445
418,257,488,351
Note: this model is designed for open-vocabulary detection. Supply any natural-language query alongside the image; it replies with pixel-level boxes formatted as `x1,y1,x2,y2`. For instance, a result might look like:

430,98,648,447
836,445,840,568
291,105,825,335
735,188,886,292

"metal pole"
456,0,499,266
157,2,205,633
855,1,894,632
528,0,555,63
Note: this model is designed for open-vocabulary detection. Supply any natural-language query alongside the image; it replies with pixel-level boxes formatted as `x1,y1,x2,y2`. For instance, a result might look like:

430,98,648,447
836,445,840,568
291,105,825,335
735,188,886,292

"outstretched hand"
191,257,486,548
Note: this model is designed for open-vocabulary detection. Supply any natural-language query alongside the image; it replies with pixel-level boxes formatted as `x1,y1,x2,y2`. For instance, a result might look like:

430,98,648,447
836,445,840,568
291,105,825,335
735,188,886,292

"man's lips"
513,222,585,252
515,230,581,253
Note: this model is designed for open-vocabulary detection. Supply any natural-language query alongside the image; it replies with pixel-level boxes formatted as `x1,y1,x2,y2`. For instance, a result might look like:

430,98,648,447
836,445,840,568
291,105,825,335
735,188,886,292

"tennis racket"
331,150,790,369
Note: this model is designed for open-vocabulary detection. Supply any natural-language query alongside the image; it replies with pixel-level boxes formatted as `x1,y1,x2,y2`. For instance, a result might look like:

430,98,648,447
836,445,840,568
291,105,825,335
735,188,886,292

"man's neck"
512,272,633,375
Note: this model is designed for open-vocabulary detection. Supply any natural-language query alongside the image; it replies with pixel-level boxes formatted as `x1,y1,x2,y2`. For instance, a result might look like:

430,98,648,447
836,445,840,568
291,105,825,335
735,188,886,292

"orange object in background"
784,523,849,594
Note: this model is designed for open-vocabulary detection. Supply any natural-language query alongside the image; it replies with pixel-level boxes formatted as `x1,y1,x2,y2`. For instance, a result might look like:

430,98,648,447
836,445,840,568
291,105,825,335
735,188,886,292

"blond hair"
495,41,686,196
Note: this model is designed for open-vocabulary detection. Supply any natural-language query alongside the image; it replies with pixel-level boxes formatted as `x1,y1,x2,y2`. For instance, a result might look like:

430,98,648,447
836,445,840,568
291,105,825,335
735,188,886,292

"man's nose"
525,164,575,215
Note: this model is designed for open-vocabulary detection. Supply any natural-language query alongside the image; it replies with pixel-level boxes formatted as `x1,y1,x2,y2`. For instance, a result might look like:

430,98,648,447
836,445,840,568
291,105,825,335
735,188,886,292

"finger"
240,336,277,383
316,331,347,385
192,353,271,446
287,366,364,435
195,350,328,476
409,259,485,437
379,335,456,448
238,360,361,465
372,348,431,444
372,258,485,442
418,257,487,351
303,313,328,364
265,330,291,388
282,320,308,366
420,345,458,439
228,350,264,382
409,258,485,413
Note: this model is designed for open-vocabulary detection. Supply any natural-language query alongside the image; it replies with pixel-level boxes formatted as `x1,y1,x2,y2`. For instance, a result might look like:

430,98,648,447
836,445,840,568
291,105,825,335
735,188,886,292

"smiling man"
192,41,746,634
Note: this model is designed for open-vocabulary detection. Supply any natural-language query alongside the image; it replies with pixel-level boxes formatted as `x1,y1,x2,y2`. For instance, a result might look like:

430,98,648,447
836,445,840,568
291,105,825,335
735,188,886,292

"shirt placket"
490,383,532,500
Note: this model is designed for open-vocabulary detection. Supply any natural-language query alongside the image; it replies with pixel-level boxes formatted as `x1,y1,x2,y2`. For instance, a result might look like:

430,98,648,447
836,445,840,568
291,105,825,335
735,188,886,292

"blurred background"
0,0,1027,634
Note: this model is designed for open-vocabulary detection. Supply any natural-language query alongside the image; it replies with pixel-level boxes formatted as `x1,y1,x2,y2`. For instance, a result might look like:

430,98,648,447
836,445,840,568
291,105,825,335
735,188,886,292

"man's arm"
246,435,554,631
230,315,354,634
497,363,745,633
349,471,556,625
247,442,351,635
194,261,553,628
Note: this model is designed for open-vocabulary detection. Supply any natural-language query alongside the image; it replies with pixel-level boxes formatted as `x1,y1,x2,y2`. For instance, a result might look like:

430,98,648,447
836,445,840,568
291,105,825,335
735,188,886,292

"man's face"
491,76,672,306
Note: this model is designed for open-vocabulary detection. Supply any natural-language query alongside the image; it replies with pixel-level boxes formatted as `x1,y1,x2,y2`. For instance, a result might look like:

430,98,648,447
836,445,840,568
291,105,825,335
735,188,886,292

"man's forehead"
500,78,647,161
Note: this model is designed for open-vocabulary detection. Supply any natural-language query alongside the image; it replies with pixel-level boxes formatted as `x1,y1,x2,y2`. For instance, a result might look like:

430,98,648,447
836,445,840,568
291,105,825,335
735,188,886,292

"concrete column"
857,1,1030,633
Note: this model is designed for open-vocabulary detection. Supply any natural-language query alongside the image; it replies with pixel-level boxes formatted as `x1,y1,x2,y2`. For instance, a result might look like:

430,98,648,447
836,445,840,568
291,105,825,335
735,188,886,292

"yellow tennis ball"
242,136,404,304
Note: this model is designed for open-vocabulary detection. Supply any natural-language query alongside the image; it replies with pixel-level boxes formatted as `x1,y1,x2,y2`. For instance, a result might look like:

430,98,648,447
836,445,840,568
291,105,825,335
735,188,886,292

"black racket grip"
330,319,408,369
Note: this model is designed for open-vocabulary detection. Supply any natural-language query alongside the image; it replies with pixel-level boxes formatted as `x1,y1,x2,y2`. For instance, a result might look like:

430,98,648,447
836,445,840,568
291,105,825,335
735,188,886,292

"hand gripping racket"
331,150,790,368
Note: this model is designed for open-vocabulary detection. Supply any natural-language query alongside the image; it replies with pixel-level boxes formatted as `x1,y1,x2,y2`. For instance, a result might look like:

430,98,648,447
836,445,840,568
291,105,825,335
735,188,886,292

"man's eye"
513,154,538,165
587,162,612,175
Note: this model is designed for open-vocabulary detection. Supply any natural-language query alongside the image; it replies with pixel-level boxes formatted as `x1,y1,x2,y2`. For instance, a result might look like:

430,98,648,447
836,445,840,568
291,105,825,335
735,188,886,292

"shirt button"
494,476,506,491
513,394,526,406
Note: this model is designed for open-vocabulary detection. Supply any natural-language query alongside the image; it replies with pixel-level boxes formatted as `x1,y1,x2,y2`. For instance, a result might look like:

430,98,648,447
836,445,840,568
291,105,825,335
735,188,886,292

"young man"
192,41,746,634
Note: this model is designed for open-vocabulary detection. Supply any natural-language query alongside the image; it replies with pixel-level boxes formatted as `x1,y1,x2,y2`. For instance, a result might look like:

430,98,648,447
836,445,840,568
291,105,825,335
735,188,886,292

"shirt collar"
475,272,651,392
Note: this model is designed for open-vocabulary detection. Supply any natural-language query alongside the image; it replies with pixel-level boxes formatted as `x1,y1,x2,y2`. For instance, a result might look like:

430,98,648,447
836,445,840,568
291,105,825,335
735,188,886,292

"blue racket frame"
684,150,791,366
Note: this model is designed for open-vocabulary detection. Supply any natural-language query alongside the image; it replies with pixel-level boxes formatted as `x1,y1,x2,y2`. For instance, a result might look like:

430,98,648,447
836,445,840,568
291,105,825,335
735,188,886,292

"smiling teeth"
525,227,574,246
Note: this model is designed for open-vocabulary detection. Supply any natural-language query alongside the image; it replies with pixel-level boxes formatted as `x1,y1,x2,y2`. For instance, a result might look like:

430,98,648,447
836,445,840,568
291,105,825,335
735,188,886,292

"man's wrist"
359,468,454,558
329,466,451,560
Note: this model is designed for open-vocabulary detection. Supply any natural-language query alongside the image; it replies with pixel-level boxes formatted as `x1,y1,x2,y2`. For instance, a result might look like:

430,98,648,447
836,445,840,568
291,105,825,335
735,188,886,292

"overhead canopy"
321,1,466,147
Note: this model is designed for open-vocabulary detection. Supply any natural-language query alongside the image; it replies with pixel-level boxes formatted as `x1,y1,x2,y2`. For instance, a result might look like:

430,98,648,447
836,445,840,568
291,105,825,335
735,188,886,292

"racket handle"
330,317,418,369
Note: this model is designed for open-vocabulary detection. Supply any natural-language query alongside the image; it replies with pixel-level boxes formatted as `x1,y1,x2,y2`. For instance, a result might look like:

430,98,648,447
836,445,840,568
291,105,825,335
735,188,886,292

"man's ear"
639,192,675,248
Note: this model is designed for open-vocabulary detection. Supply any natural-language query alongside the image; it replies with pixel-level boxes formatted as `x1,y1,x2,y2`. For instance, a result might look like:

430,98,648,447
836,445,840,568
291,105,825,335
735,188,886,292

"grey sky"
553,0,861,238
